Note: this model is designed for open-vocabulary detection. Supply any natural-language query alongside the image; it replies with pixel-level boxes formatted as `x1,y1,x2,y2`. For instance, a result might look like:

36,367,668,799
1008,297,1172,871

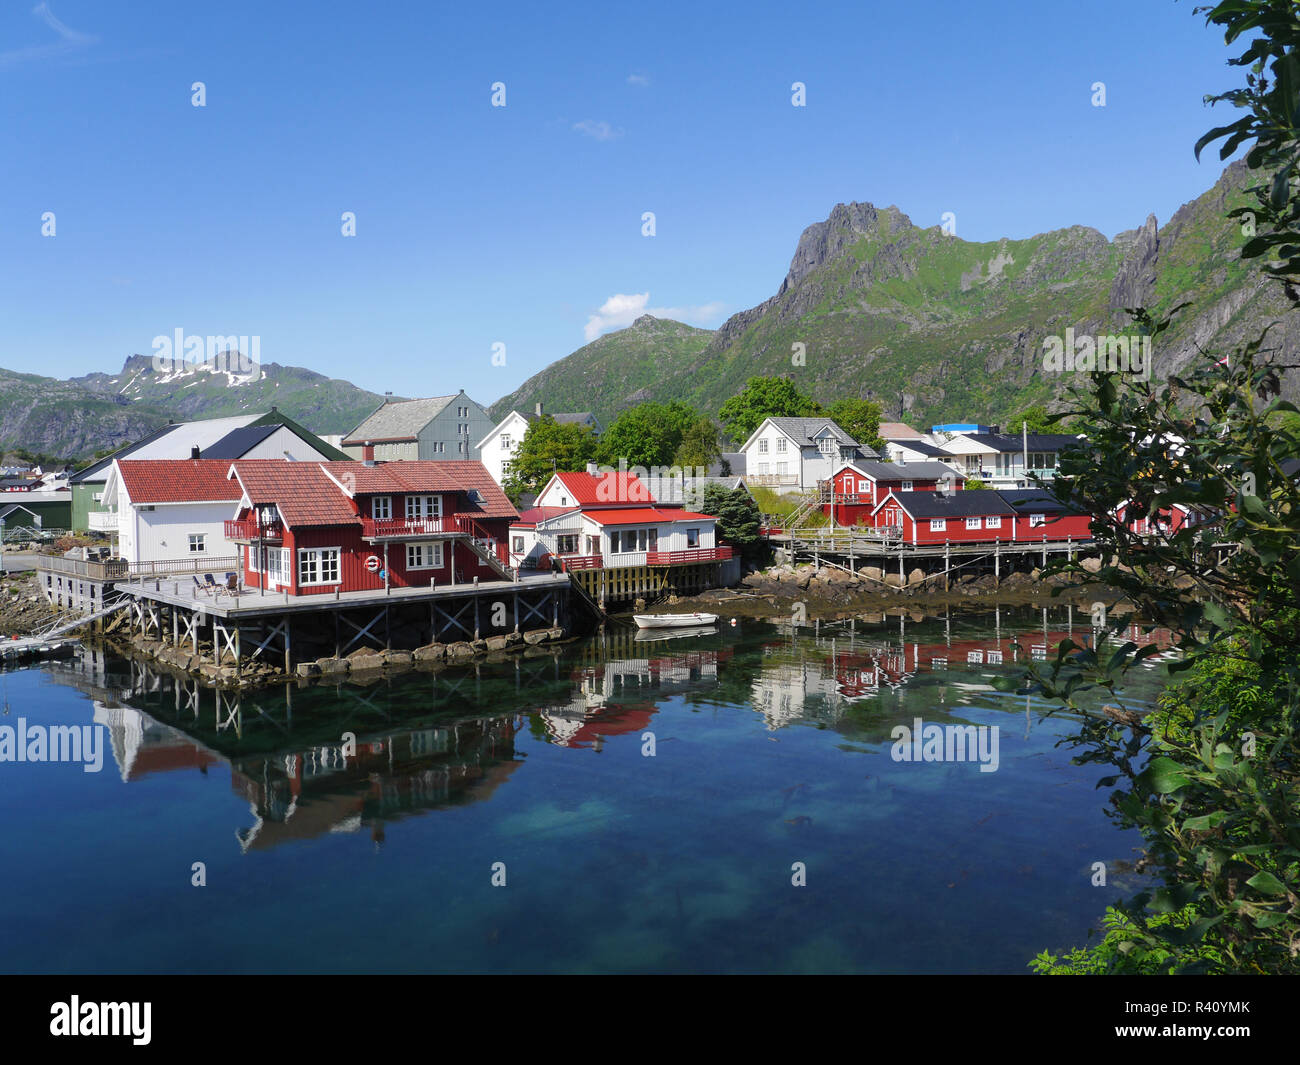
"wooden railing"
37,554,241,580
360,515,450,538
645,546,733,565
225,518,284,540
559,555,603,571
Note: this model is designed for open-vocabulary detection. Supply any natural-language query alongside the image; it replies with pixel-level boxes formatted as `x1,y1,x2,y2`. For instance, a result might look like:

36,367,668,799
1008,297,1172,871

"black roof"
959,432,1082,453
996,487,1083,514
882,490,1017,519
200,423,280,460
892,440,951,459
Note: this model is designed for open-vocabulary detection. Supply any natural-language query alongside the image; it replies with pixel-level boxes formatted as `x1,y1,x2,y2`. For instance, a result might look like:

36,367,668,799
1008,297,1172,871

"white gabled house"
99,459,244,566
739,417,878,493
475,404,603,487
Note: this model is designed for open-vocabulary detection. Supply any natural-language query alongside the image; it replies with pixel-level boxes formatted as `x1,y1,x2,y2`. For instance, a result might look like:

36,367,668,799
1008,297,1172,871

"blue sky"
0,0,1248,406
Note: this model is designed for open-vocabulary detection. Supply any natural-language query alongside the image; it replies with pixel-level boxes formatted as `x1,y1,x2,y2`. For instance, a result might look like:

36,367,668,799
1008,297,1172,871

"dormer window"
466,489,484,504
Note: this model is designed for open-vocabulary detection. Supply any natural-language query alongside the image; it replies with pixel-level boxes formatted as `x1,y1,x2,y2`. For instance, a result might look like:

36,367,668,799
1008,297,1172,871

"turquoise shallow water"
0,606,1171,973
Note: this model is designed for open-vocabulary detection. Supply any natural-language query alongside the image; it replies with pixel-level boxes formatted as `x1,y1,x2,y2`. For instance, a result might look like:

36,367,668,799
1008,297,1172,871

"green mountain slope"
488,316,714,422
494,161,1288,431
0,356,388,460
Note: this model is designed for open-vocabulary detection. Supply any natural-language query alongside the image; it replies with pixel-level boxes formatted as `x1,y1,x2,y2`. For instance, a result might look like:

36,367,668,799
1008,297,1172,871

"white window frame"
372,495,392,520
902,480,914,491
188,533,206,553
758,439,769,454
298,547,341,586
1029,513,1046,528
929,519,947,532
985,516,1002,529
775,438,787,453
406,542,443,570
965,516,981,530
858,479,870,492
405,494,442,520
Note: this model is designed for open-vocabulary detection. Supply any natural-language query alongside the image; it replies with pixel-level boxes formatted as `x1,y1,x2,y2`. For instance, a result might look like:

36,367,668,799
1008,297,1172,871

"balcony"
360,516,453,540
746,474,799,487
646,546,733,565
558,555,603,571
224,518,284,541
87,510,117,531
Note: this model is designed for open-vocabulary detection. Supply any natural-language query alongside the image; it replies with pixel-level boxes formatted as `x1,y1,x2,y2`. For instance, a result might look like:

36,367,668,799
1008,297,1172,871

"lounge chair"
193,575,212,596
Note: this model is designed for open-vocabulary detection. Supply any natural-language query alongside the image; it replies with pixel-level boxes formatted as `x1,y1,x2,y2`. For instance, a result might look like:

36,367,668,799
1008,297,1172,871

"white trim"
298,546,341,585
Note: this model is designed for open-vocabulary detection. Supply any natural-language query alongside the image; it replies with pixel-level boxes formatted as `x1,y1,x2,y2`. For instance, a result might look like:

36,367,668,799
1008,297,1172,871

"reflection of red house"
226,459,517,596
566,706,657,749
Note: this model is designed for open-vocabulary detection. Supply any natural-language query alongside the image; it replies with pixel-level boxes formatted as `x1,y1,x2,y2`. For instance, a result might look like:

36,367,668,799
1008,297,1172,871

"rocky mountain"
0,356,388,460
495,161,1295,431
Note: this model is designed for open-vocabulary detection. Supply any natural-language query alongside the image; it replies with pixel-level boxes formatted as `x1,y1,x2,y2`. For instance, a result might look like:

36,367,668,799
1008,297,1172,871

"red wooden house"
871,490,1018,545
1113,500,1217,538
821,461,963,526
998,488,1093,542
225,460,517,596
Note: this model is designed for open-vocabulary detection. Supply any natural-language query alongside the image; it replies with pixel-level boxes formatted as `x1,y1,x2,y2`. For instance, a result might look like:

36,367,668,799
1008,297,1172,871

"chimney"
362,443,375,463
190,446,201,460
384,392,393,403
535,401,543,416
586,461,598,475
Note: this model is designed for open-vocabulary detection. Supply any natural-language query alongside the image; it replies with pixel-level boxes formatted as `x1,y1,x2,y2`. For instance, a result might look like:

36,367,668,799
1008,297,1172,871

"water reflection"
47,606,1170,860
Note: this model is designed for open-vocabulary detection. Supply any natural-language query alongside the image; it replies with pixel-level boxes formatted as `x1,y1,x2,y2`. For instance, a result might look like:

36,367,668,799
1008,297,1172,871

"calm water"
0,605,1172,974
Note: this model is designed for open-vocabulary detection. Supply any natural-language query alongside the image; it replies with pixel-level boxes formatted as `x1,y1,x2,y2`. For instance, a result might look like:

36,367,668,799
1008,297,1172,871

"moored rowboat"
632,612,718,629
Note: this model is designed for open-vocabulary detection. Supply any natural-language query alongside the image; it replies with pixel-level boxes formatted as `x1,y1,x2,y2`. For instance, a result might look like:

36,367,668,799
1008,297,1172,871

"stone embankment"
110,625,572,689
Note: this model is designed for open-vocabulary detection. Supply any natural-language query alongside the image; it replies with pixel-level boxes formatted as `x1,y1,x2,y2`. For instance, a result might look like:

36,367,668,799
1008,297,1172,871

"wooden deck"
115,571,572,619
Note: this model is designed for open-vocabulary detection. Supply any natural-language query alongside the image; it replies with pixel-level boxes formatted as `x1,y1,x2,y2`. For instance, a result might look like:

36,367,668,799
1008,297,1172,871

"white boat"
632,612,718,629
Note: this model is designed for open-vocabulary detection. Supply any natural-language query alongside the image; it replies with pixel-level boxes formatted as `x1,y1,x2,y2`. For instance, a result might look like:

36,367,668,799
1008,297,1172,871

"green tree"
1004,404,1056,435
826,397,885,452
700,484,763,561
717,376,821,442
1013,0,1300,974
598,401,698,469
501,416,599,503
674,416,723,469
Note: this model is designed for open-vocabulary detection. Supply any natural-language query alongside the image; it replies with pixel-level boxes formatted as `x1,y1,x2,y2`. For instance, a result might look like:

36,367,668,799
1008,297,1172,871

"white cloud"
0,3,98,70
573,119,623,141
584,293,726,342
627,73,650,88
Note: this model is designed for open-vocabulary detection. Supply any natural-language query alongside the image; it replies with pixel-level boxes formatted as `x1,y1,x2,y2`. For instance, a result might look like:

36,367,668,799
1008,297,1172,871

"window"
776,438,787,453
758,439,769,454
901,480,913,491
858,479,870,492
406,542,443,569
965,517,981,529
1029,513,1046,528
188,533,206,553
687,527,700,548
299,548,340,585
511,536,524,553
776,462,788,475
372,496,391,520
501,434,512,450
930,519,947,532
758,462,769,475
985,516,1001,529
406,495,441,519
251,546,291,585
557,534,579,555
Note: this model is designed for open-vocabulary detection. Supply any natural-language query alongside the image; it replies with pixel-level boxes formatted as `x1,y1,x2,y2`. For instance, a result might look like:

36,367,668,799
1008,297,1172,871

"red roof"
551,471,654,506
116,460,243,504
582,507,715,527
320,461,517,520
229,460,360,528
